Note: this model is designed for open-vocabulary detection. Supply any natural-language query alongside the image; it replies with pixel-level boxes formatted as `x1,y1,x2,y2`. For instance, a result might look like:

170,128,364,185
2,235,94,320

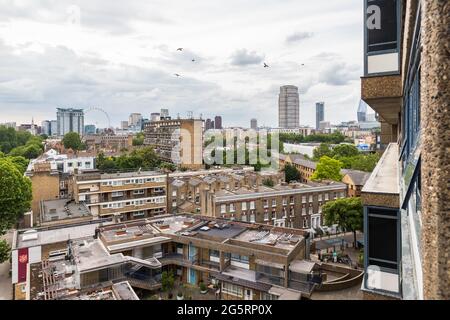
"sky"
0,0,370,129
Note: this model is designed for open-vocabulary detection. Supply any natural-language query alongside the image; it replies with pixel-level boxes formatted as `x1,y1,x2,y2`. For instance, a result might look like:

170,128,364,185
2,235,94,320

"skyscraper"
250,118,258,129
128,113,143,128
278,85,299,128
315,102,325,130
357,100,367,123
205,118,213,130
41,120,51,136
214,116,222,129
56,108,84,136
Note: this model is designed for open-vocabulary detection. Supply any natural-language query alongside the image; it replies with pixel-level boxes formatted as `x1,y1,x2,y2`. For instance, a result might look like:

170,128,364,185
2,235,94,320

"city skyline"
0,0,364,128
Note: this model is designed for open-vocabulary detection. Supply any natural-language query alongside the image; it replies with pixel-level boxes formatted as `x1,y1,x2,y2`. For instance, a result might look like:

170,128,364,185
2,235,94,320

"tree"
9,156,29,174
132,132,145,146
62,132,83,151
313,143,334,160
0,158,32,235
322,197,363,247
284,163,300,182
311,156,343,182
0,240,11,263
160,162,176,172
262,178,274,187
161,270,175,292
332,144,359,158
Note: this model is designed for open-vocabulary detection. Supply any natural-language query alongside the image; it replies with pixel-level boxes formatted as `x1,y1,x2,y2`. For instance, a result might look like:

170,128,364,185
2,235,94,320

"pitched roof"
341,169,371,186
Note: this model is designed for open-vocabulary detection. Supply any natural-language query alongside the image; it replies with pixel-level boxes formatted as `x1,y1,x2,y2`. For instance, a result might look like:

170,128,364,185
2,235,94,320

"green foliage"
199,282,207,292
280,132,346,145
0,240,10,263
8,156,29,174
332,144,360,158
9,143,43,159
313,143,334,160
284,163,300,183
161,271,175,292
132,132,145,146
96,147,161,171
262,178,274,187
322,197,363,247
311,156,343,182
0,126,44,159
160,162,177,172
0,158,32,235
62,132,83,151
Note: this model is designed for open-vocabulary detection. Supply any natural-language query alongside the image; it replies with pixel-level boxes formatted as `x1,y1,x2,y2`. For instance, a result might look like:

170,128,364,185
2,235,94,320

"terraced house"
203,181,347,230
73,170,167,222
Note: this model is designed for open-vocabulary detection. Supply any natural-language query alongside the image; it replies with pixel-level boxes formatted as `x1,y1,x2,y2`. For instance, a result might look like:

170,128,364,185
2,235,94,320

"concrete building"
73,170,167,222
250,118,258,130
360,0,449,300
128,113,143,128
278,85,299,128
41,121,51,136
50,120,58,136
144,118,203,169
84,124,96,135
150,113,161,122
83,134,133,152
315,102,325,130
214,116,223,130
11,214,363,300
341,169,371,198
56,108,84,136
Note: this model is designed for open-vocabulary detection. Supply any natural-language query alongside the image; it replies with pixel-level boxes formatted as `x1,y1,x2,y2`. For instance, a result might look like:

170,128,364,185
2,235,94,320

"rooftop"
41,199,92,223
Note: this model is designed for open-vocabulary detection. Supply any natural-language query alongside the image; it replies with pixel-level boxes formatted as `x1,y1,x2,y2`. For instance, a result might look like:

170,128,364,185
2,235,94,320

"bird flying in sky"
174,73,181,77
263,62,269,68
177,48,183,51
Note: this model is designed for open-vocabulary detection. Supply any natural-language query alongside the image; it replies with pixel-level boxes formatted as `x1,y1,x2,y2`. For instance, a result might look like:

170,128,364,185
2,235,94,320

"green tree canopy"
62,132,83,151
284,163,300,183
132,132,145,146
322,197,363,247
0,158,32,235
311,156,343,182
313,143,334,160
332,144,360,158
0,240,10,263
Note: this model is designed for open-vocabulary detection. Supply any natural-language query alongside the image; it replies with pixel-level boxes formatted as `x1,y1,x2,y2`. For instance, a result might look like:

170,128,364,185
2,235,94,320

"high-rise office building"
315,102,325,130
150,113,161,122
56,108,84,136
128,113,143,128
41,120,51,136
50,120,58,136
205,118,213,130
357,100,367,123
278,85,299,128
250,118,258,130
160,109,170,120
214,116,223,129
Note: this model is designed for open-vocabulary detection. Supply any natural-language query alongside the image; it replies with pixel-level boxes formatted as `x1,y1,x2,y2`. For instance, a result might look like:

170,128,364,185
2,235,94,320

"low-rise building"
12,215,363,300
73,170,167,222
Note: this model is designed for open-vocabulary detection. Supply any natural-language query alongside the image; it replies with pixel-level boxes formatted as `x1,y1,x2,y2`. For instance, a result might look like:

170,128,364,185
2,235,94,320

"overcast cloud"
0,0,367,128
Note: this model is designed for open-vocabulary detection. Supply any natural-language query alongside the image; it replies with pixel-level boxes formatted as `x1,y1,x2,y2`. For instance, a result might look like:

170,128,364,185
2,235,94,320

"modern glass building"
315,102,324,130
56,108,85,137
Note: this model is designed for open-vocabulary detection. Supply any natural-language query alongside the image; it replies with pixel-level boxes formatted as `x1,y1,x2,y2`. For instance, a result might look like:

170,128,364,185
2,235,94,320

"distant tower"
315,102,325,130
278,85,299,128
214,116,223,129
357,100,368,123
250,118,258,130
205,118,212,130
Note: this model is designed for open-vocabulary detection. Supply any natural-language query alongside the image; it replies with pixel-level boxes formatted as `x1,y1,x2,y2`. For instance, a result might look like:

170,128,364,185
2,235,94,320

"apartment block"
144,118,203,169
204,181,347,230
73,170,167,222
361,0,449,299
12,215,363,300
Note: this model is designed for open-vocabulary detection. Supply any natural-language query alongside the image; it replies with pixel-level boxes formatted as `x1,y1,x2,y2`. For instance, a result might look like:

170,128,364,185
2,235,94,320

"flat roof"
289,260,316,273
72,238,125,273
16,223,100,249
194,223,246,240
233,229,303,251
112,282,139,300
41,199,91,222
362,143,399,194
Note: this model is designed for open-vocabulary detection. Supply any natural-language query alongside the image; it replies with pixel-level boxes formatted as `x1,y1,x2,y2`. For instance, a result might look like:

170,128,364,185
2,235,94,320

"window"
241,214,247,222
242,202,247,210
133,211,145,217
309,195,313,202
230,203,235,212
133,189,145,195
318,194,323,201
289,196,294,205
85,162,91,167
272,199,277,207
250,201,255,210
172,200,177,207
172,191,177,197
221,204,226,214
111,191,123,197
324,193,329,201
302,196,306,203
250,213,256,223
263,200,269,208
264,211,269,221
222,283,243,297
282,198,287,206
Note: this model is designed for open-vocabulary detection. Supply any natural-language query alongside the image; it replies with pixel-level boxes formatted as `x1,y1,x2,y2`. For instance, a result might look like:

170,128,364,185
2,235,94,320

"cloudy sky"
0,0,369,128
